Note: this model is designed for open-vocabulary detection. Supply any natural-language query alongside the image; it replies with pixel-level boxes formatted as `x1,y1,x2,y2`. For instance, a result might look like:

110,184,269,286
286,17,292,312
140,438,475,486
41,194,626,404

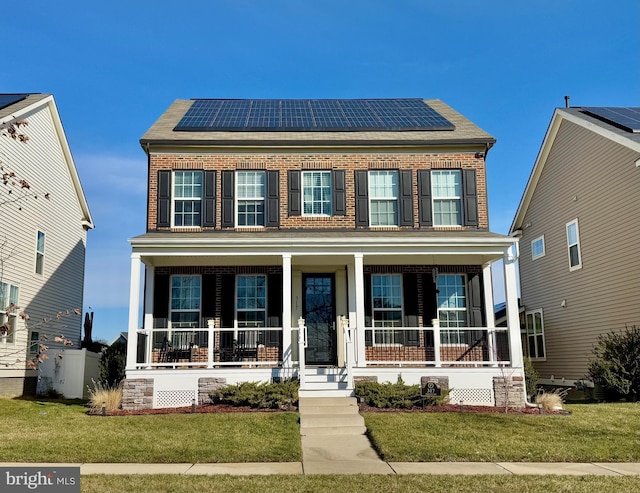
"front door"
303,274,337,366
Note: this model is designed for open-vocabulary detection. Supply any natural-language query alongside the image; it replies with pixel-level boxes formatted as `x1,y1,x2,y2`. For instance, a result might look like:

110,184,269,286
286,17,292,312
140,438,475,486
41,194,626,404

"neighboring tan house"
510,106,640,388
125,98,524,410
0,94,94,396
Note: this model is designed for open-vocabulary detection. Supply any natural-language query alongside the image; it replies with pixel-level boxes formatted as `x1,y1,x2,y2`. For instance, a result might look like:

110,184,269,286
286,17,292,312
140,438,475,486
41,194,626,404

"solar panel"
582,107,640,133
0,94,28,111
174,98,455,132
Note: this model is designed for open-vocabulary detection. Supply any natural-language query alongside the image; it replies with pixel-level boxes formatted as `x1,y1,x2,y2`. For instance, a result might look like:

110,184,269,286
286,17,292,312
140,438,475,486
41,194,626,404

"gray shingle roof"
140,99,495,148
563,107,640,146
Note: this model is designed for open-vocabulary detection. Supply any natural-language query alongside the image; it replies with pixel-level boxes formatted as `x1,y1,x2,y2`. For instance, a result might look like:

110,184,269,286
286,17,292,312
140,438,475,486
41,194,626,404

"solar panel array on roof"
582,107,640,133
0,94,28,112
174,99,455,132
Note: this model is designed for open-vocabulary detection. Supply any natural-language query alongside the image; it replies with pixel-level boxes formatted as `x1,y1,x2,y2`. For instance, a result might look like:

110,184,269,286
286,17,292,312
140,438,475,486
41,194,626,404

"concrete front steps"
298,367,355,399
298,396,366,436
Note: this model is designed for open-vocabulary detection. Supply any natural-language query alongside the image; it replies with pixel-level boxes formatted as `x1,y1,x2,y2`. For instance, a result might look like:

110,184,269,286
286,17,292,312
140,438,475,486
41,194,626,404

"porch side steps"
299,396,366,436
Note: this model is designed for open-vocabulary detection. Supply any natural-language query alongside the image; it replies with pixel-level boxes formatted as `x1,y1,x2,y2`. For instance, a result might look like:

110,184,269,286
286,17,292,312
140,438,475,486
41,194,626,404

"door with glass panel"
303,274,336,366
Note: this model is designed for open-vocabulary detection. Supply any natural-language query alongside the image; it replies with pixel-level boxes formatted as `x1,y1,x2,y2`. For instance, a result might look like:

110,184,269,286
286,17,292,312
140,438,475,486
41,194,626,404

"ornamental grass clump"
87,379,123,413
535,389,567,412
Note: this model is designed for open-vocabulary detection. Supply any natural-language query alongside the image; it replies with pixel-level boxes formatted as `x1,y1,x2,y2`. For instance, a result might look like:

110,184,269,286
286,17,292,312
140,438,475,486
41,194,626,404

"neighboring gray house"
510,106,640,387
0,94,94,396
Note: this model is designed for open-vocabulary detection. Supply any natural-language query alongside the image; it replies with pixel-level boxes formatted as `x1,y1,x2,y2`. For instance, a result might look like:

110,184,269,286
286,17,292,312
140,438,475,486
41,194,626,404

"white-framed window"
531,235,545,260
369,170,398,226
236,275,266,330
302,171,332,216
29,331,40,354
0,281,19,344
35,230,45,275
170,275,201,328
566,219,582,270
432,170,462,226
236,171,266,227
172,170,203,227
525,309,545,360
372,274,403,344
437,274,466,344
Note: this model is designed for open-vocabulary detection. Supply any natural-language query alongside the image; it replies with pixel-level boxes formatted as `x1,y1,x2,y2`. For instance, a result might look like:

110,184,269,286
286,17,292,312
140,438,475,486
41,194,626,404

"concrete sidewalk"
2,462,639,476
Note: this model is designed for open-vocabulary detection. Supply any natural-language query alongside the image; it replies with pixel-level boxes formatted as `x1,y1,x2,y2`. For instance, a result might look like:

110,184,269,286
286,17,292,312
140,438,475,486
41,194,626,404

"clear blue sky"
2,1,638,343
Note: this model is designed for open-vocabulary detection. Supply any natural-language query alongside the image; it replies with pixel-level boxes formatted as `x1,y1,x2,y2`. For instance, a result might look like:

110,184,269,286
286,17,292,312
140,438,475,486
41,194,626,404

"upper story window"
0,281,19,344
35,230,45,275
566,219,582,270
369,171,399,226
170,275,201,328
236,275,266,328
303,171,332,216
437,274,466,344
431,170,462,226
531,235,545,260
525,309,545,360
236,171,266,227
172,171,202,227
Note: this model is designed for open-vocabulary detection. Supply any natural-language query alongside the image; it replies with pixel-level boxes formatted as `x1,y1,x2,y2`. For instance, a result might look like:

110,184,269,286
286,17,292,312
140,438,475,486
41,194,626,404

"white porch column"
483,263,497,365
281,253,292,369
143,264,155,368
503,245,524,369
126,253,142,371
353,253,366,366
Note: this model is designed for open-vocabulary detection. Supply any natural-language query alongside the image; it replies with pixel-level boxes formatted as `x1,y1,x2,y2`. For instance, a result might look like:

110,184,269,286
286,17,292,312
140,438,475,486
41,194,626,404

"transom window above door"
369,171,399,226
303,171,332,216
236,171,266,226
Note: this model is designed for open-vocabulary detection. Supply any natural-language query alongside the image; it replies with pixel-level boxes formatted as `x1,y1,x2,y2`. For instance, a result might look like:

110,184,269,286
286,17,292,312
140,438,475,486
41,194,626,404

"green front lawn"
0,399,301,463
364,403,640,462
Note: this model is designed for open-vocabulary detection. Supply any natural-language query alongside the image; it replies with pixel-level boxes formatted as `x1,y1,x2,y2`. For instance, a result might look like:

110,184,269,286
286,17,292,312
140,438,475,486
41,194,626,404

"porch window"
369,171,398,226
302,171,332,216
432,170,462,226
372,274,403,344
173,171,203,227
35,230,45,275
0,282,19,344
525,309,545,359
170,275,201,327
566,219,582,270
531,235,545,260
437,274,466,344
236,275,266,328
236,171,266,226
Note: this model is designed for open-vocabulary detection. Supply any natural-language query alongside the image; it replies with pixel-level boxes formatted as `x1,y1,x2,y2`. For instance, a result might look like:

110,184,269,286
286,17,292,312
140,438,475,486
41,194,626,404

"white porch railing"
343,318,355,391
297,317,307,386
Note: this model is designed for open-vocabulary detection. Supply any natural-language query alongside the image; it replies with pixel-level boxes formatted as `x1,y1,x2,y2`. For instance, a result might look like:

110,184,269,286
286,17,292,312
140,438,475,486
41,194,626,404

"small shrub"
535,389,567,412
99,342,126,386
355,377,450,408
588,326,640,402
523,357,539,399
210,379,299,409
87,379,123,413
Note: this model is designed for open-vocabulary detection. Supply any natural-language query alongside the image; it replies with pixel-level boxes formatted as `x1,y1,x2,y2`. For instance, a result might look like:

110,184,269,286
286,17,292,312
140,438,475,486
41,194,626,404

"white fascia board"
558,109,640,153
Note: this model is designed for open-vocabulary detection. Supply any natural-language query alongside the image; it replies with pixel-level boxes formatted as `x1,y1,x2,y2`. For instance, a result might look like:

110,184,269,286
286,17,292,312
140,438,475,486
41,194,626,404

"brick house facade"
125,98,524,410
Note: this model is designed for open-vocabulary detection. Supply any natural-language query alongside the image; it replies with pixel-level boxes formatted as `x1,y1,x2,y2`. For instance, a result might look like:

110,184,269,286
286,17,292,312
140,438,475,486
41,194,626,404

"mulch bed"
91,403,568,416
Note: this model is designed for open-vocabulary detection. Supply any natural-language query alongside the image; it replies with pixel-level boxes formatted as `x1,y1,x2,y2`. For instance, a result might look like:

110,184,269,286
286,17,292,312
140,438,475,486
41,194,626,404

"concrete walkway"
2,462,639,476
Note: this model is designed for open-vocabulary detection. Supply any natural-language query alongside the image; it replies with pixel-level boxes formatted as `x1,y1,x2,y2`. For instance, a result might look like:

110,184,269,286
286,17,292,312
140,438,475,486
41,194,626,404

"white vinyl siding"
531,235,545,260
566,219,582,270
432,170,462,226
369,171,398,226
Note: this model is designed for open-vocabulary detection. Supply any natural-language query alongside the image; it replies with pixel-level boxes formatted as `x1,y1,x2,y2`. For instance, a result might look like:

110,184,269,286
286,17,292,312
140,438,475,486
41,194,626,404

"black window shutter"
220,274,235,329
417,170,432,227
157,171,171,228
332,170,346,216
466,273,485,327
463,169,479,227
266,170,279,227
403,273,419,346
288,170,301,216
201,274,216,320
153,273,170,319
267,273,282,328
364,273,373,346
399,170,413,226
422,273,438,323
203,171,216,228
355,170,369,227
221,171,234,227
